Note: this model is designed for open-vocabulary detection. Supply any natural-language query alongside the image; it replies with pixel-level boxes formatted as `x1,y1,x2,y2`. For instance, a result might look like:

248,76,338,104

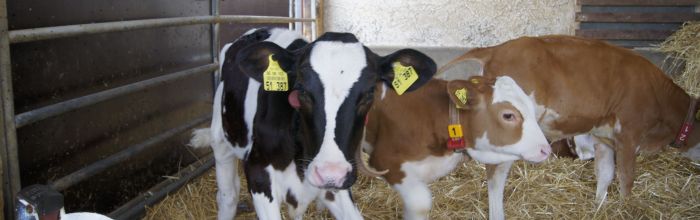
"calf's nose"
524,143,552,163
540,144,552,157
312,162,351,188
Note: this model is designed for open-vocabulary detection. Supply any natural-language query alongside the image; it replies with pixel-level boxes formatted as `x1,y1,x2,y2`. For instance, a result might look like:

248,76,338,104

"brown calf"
363,76,551,220
441,35,700,203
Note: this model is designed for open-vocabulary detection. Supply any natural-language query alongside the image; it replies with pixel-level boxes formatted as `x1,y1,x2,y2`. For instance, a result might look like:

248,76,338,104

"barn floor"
144,150,700,219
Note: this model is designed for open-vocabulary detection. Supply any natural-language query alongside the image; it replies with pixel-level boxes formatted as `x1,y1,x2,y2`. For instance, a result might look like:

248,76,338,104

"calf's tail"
189,128,212,149
355,141,389,177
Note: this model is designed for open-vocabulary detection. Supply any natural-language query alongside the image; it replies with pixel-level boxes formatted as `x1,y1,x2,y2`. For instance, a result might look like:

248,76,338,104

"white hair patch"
309,41,367,163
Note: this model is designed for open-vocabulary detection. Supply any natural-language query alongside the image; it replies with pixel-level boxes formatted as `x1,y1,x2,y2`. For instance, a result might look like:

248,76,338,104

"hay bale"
658,21,700,96
145,151,700,219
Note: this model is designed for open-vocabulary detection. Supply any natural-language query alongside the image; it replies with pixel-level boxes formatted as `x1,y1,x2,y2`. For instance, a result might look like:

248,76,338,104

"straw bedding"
144,150,700,219
658,21,700,96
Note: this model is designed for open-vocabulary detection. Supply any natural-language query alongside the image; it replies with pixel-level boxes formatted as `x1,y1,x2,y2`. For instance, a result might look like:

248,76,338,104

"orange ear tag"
447,124,465,150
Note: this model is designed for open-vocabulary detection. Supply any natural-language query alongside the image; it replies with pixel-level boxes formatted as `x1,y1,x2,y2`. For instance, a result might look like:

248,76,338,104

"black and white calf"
190,28,438,219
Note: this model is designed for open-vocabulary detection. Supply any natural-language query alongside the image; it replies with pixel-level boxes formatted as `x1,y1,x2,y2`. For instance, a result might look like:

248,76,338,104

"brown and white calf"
440,35,700,203
363,76,551,220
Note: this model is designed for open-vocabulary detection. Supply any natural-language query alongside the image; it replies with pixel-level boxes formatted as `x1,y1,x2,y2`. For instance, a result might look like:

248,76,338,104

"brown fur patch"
286,189,298,208
325,191,335,202
550,139,577,158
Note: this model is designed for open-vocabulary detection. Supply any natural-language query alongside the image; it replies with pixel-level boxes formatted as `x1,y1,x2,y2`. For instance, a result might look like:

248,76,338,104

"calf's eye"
502,113,516,121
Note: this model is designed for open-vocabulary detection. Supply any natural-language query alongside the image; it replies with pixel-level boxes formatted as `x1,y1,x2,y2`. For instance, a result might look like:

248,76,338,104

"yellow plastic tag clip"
263,54,289,92
470,78,480,84
454,88,468,106
448,124,463,138
391,62,419,95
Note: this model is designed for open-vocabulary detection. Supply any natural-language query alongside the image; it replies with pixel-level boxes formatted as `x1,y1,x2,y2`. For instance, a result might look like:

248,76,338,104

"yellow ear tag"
454,88,468,105
391,62,419,95
448,124,463,138
470,78,480,84
263,54,289,91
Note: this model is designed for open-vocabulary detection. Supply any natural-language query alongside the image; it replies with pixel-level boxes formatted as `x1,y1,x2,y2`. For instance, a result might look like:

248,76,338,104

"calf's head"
447,76,551,164
237,32,436,189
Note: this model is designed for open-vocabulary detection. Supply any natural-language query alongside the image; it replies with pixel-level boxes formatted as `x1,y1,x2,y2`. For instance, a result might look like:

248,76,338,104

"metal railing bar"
216,15,314,23
109,154,215,219
50,116,211,191
9,15,315,44
14,63,218,128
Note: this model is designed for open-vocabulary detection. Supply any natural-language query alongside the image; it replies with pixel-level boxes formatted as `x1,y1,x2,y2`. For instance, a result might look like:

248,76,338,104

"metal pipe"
292,0,302,31
210,0,221,94
288,0,294,30
216,15,314,24
316,0,325,38
9,15,315,44
109,155,215,219
50,116,210,191
0,0,20,218
14,63,218,128
310,0,317,40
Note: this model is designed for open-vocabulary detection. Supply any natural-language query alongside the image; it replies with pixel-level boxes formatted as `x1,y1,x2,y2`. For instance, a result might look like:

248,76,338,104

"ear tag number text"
448,124,463,138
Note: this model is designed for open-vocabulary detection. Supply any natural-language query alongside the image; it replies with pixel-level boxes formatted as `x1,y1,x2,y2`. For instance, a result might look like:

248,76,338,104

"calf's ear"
446,76,489,109
378,49,437,95
236,41,295,83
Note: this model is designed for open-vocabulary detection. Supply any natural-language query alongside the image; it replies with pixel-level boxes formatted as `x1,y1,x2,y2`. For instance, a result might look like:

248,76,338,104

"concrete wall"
324,0,576,47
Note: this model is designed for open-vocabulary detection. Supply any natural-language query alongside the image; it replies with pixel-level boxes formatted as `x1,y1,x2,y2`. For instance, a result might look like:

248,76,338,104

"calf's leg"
200,82,243,220
286,180,318,220
214,152,240,220
246,164,283,220
486,161,513,220
210,140,241,220
251,192,282,220
613,134,638,198
615,143,636,198
319,190,363,220
393,178,432,220
594,143,615,203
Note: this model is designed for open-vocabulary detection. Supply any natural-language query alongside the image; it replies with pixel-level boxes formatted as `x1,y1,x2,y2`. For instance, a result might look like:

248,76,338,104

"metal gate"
0,0,320,219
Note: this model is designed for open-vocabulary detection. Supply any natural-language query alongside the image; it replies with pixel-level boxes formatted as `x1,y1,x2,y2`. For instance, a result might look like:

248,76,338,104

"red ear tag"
288,90,301,109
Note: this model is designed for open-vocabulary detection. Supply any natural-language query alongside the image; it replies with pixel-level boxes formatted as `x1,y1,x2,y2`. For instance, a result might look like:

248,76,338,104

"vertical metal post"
574,0,581,36
0,0,20,218
294,0,302,34
310,0,316,40
210,0,221,93
288,0,294,30
316,0,324,38
300,0,309,39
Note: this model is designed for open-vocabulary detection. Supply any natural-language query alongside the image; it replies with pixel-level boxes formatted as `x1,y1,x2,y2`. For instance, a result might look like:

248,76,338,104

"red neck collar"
671,99,699,148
